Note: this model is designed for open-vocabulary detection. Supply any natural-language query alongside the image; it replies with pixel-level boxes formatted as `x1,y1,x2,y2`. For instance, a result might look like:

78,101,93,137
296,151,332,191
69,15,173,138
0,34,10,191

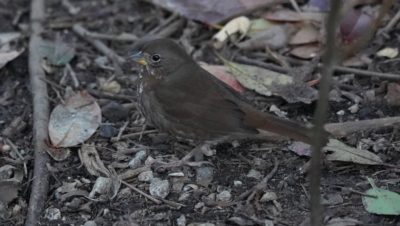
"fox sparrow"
130,38,314,147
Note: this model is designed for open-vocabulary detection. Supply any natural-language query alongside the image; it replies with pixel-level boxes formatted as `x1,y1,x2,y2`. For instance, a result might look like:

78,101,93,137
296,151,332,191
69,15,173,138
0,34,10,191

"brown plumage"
131,39,314,144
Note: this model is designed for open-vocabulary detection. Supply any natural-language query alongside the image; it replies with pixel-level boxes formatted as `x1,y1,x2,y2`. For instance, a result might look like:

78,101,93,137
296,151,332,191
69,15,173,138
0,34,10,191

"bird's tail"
242,105,315,144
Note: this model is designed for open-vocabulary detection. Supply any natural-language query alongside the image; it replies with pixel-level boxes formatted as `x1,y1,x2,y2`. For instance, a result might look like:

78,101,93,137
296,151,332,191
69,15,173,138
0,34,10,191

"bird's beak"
130,51,147,65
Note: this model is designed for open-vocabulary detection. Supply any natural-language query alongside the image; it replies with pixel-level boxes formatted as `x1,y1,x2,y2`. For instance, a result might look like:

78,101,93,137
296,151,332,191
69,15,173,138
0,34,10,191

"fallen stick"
72,24,125,76
325,116,400,137
25,0,50,225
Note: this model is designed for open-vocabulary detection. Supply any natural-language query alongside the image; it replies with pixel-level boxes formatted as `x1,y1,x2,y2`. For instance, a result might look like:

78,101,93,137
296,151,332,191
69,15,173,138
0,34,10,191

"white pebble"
149,178,170,199
217,190,232,202
138,171,153,182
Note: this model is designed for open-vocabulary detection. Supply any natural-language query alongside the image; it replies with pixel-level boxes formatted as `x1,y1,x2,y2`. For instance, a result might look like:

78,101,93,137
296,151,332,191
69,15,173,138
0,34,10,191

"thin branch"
325,116,400,137
251,53,400,80
380,7,400,34
26,0,50,225
72,24,125,76
310,1,342,226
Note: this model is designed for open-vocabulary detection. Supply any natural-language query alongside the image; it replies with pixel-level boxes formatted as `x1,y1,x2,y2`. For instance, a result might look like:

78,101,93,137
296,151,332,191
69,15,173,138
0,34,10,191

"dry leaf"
200,62,245,93
264,9,304,22
0,50,24,69
289,25,320,45
147,0,273,24
290,44,321,59
376,47,398,59
326,217,362,226
324,139,383,165
248,18,272,37
238,24,292,50
78,144,110,177
0,180,19,204
223,59,317,103
48,91,102,147
98,77,121,94
213,16,250,48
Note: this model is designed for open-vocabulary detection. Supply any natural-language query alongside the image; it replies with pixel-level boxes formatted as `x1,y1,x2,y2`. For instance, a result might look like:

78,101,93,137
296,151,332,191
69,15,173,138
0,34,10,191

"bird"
129,38,316,167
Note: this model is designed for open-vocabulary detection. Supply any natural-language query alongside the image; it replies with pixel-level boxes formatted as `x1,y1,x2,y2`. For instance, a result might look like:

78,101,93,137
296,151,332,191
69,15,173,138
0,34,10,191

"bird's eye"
151,54,161,62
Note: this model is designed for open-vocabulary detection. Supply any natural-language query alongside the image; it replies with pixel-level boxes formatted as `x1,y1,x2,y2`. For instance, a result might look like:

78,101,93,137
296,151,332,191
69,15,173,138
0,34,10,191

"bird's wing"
152,65,258,138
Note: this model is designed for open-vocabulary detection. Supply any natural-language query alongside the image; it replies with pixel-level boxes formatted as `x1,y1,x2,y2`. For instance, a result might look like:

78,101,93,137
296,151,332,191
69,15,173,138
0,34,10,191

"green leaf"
248,19,271,37
40,40,75,66
362,177,400,215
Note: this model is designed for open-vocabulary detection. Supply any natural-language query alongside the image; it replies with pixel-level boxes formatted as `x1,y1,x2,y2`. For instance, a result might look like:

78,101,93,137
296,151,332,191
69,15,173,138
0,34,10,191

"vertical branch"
310,1,342,226
26,0,50,225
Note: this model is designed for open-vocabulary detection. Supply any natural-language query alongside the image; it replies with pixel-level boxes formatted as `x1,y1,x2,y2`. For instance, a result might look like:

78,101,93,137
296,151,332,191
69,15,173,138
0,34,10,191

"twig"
334,64,400,80
115,121,130,142
26,0,50,225
289,0,301,13
111,129,158,142
310,1,341,226
79,31,138,42
156,19,184,38
235,55,288,74
12,8,29,26
147,13,179,36
253,53,400,80
87,88,135,102
380,8,400,35
238,157,279,201
65,63,79,88
120,180,162,204
72,24,125,76
160,198,186,209
324,116,400,137
61,0,80,15
220,0,289,24
4,138,24,161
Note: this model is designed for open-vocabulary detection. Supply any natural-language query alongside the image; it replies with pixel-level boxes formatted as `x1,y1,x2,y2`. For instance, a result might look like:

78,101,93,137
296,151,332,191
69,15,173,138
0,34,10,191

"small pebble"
128,150,147,169
247,169,262,180
89,177,113,199
336,110,345,116
264,219,274,226
260,191,278,202
348,104,359,114
144,156,156,166
233,180,243,187
83,220,97,226
138,171,154,182
1,144,10,152
98,125,118,138
168,172,185,177
188,223,215,226
44,207,61,221
204,193,216,202
183,184,198,191
217,190,232,202
178,192,191,201
176,215,187,226
149,178,170,199
102,101,129,122
196,167,214,187
194,202,204,209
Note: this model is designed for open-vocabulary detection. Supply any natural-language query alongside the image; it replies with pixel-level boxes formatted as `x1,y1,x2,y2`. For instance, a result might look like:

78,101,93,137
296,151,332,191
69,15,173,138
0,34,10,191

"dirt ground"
1,0,400,226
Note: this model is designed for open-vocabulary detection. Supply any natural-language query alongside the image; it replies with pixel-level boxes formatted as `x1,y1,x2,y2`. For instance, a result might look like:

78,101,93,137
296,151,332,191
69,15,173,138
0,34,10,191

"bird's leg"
153,143,212,171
